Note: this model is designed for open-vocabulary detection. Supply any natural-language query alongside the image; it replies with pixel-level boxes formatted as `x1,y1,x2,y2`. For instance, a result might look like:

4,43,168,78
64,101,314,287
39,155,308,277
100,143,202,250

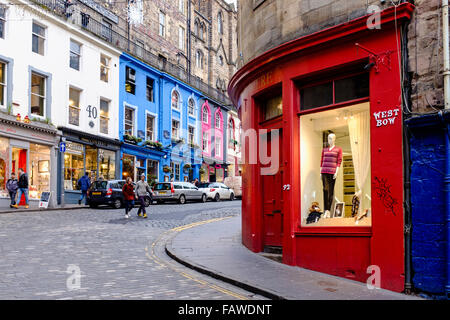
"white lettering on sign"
373,108,400,127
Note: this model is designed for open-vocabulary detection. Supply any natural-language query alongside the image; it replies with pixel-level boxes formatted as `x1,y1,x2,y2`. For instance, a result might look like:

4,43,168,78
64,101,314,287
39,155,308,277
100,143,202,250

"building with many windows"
0,0,121,206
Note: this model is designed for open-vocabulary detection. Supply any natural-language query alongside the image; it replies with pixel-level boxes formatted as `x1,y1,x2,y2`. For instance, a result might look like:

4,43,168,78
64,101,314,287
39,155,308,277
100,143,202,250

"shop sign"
66,142,84,155
373,108,400,127
39,192,51,209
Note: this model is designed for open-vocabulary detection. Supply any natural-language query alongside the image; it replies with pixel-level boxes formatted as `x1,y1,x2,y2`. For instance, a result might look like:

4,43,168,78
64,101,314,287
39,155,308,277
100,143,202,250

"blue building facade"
406,112,450,299
119,53,205,184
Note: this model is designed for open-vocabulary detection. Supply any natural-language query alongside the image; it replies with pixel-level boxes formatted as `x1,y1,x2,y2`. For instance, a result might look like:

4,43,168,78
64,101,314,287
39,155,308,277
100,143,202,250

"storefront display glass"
300,103,371,227
0,137,8,197
216,168,224,182
122,154,135,180
147,159,159,185
99,149,115,180
64,142,84,190
29,143,50,199
85,146,98,179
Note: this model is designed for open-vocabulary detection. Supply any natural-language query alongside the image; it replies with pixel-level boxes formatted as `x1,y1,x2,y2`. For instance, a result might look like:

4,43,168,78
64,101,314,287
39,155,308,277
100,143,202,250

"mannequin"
320,133,343,218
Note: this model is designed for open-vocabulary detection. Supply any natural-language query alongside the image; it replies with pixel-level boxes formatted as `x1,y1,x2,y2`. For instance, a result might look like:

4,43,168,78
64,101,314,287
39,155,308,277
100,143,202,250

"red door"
261,129,284,248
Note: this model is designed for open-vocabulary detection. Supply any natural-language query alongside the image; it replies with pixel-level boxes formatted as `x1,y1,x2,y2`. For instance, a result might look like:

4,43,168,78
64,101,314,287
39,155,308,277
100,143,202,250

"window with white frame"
202,132,208,152
215,137,221,157
68,87,81,126
159,11,166,37
178,0,184,13
202,106,209,123
172,119,180,139
30,73,46,117
32,22,45,55
0,6,6,39
146,114,155,141
124,106,135,135
178,26,185,51
171,90,180,109
0,61,6,107
100,98,109,134
188,98,195,116
100,55,110,82
70,40,81,70
188,126,195,145
215,112,221,129
171,162,180,181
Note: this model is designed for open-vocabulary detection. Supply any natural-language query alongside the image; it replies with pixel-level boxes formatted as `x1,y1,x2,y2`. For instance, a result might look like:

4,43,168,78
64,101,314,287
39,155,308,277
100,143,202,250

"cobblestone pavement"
0,200,265,300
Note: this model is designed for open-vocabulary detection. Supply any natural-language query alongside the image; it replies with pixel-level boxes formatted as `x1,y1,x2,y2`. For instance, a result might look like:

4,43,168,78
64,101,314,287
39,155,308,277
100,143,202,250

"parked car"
224,176,242,198
152,182,207,204
198,182,235,201
87,179,153,209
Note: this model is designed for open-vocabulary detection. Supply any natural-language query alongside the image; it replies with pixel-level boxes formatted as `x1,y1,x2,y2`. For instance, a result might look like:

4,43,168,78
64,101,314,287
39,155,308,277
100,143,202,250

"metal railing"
28,0,231,105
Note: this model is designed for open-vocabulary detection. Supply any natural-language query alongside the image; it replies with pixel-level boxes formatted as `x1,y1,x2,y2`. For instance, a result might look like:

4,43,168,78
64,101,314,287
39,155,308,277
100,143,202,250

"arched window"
188,98,195,116
218,11,223,35
171,90,179,109
219,55,224,66
202,106,209,123
196,50,204,69
194,19,199,37
215,111,222,129
200,22,206,40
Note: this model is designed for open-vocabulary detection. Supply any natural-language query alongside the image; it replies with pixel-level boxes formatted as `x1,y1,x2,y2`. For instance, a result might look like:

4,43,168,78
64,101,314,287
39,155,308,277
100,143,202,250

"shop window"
68,87,81,126
100,98,109,134
125,67,136,94
147,159,159,186
85,146,98,180
70,40,81,71
99,149,115,180
300,73,369,111
171,162,180,181
0,61,6,107
29,143,50,199
0,137,8,197
64,142,84,190
32,22,45,55
100,55,110,82
122,154,135,180
216,168,224,182
124,106,135,135
146,114,155,141
299,103,371,227
30,73,46,117
146,77,154,102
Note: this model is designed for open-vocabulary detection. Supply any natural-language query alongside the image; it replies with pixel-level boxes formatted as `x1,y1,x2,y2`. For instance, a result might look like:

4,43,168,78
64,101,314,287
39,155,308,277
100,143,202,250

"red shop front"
228,4,414,292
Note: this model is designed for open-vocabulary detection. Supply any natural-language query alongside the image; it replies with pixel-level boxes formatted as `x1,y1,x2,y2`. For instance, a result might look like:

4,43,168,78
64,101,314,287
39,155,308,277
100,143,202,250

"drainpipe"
442,0,450,298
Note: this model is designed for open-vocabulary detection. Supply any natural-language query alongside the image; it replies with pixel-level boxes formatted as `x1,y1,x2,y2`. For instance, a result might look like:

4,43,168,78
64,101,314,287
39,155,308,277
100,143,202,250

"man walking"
77,172,91,205
122,177,135,219
12,168,29,209
135,173,152,219
6,172,18,208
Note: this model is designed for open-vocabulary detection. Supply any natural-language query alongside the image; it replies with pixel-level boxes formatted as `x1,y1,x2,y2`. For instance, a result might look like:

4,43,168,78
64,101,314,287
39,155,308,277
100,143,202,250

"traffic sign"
59,142,66,153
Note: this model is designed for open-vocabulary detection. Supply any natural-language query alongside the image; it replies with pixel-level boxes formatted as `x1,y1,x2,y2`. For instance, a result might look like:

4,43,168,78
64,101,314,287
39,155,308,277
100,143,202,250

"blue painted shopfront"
119,53,203,183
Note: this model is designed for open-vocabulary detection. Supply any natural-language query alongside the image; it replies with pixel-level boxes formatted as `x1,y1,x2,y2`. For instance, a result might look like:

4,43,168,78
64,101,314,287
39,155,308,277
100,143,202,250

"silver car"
152,182,207,204
198,182,235,202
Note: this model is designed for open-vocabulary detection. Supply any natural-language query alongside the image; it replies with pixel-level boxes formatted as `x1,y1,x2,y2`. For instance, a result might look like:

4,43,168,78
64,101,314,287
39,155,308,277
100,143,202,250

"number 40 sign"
86,105,98,119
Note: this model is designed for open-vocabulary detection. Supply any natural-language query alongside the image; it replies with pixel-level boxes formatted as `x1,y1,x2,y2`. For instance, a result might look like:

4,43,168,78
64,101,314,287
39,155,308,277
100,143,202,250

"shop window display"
29,143,50,199
64,142,84,190
0,137,8,197
85,146,98,179
99,149,115,180
122,154,135,180
300,103,371,227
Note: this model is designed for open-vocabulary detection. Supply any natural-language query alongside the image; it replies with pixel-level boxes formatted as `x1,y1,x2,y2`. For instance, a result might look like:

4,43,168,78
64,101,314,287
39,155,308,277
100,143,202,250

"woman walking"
135,173,152,219
122,177,135,219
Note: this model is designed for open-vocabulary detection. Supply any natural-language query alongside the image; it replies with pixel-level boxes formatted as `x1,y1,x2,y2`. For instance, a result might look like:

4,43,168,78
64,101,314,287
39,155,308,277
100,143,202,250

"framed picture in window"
333,202,345,218
38,160,49,173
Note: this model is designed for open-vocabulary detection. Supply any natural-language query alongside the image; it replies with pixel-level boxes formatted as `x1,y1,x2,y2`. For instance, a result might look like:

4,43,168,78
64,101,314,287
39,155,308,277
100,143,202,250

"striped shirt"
320,146,343,175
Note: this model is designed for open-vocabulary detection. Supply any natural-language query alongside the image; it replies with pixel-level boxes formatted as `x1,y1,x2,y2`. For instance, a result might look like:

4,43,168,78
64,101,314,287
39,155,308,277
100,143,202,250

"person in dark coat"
6,172,18,208
77,172,91,205
122,177,135,219
12,168,29,209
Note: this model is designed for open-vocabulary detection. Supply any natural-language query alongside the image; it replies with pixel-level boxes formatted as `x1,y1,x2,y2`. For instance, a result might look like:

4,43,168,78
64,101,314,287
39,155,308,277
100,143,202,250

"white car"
198,182,235,201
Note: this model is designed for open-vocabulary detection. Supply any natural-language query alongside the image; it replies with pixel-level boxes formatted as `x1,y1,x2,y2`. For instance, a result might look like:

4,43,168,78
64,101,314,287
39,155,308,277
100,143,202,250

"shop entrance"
12,147,27,204
261,128,284,250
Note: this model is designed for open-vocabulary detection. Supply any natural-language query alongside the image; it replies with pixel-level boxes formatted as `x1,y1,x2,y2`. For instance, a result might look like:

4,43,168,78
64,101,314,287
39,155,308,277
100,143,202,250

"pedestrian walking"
122,177,135,219
6,172,18,208
77,172,91,205
135,173,152,219
12,168,29,209
194,178,199,188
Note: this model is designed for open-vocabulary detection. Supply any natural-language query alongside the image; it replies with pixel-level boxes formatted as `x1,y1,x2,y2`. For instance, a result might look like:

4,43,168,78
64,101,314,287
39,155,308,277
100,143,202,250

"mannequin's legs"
322,173,336,217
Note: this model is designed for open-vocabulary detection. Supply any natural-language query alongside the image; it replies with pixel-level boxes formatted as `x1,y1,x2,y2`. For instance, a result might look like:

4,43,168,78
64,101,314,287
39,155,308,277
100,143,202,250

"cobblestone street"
0,200,264,300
